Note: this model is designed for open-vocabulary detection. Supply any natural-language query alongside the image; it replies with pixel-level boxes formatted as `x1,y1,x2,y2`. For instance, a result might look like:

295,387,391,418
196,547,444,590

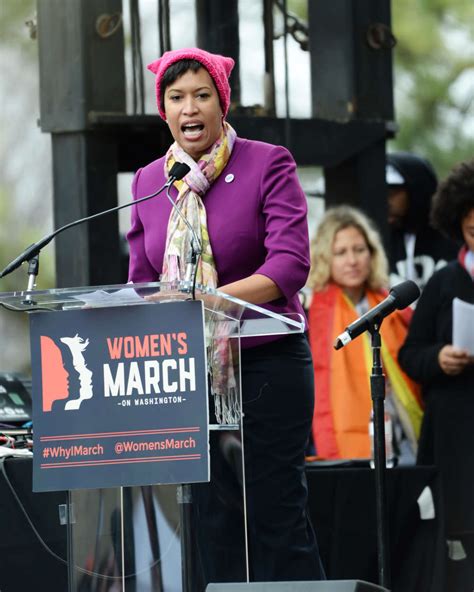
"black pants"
192,333,325,586
241,333,325,581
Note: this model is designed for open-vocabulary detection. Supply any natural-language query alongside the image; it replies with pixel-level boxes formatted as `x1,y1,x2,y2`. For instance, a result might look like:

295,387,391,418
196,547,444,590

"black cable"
130,0,137,113
0,456,68,566
274,0,309,51
130,0,145,114
0,458,175,580
282,0,291,152
158,0,171,55
192,253,201,301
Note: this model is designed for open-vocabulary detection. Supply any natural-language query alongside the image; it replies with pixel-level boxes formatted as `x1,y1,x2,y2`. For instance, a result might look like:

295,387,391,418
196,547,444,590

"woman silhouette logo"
40,334,93,412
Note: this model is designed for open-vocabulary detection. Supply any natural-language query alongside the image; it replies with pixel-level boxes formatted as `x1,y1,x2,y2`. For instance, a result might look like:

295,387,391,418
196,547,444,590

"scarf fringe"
213,387,240,425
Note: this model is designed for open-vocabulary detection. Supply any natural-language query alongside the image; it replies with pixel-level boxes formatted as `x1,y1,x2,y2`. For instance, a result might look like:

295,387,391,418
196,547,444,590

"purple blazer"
127,137,310,343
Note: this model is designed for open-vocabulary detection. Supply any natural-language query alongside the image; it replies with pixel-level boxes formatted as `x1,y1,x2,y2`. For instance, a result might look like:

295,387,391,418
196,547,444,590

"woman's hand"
219,274,282,305
438,345,474,375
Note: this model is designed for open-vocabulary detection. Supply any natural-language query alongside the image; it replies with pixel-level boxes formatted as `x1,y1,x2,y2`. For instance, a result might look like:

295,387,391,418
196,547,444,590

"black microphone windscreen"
169,162,190,181
390,280,420,310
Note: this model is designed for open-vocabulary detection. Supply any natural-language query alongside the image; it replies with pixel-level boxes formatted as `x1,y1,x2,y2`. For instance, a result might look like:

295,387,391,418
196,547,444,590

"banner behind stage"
30,300,209,492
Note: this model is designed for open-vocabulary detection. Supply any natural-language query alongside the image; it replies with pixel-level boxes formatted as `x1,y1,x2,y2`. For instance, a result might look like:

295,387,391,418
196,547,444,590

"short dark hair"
160,59,204,114
430,159,474,241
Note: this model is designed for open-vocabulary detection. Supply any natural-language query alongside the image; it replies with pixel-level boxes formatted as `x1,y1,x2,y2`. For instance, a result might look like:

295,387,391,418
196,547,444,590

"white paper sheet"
72,287,144,306
452,297,474,355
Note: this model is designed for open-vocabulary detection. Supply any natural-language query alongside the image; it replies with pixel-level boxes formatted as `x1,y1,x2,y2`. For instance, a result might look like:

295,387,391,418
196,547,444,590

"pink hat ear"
222,57,235,77
147,59,160,74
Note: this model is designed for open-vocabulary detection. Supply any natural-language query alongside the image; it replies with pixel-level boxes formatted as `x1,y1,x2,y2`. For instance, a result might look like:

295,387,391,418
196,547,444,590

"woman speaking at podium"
126,48,324,583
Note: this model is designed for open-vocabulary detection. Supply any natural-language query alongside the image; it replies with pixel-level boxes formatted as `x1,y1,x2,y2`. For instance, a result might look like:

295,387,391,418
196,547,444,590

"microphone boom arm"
0,166,189,282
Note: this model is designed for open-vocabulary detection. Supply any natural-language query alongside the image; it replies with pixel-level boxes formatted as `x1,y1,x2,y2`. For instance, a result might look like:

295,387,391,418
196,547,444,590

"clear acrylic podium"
0,281,305,592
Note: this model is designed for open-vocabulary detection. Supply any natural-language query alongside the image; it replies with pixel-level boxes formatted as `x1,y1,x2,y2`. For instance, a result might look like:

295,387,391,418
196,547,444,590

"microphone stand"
23,256,40,306
332,281,419,589
164,185,202,300
186,242,202,301
368,319,391,590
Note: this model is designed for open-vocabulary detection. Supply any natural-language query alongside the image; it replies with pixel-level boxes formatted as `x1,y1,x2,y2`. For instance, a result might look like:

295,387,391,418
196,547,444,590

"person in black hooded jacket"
386,151,459,291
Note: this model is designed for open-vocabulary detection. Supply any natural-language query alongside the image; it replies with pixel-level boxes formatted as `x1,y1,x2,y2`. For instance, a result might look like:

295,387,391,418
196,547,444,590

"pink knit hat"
147,48,235,120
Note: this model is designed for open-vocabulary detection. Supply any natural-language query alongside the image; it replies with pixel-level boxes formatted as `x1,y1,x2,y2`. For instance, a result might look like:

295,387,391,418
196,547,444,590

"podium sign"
0,280,305,589
30,300,209,492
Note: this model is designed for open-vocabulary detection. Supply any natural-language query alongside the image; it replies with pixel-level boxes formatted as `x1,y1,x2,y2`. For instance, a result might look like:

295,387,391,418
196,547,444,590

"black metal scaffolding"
37,0,395,288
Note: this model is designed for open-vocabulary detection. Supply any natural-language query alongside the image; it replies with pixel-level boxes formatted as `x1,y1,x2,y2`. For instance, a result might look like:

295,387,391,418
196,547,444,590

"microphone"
163,181,203,284
0,162,190,279
333,280,420,350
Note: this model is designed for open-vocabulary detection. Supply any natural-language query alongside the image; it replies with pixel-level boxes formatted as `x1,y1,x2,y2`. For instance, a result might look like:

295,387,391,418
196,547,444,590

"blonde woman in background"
307,205,422,462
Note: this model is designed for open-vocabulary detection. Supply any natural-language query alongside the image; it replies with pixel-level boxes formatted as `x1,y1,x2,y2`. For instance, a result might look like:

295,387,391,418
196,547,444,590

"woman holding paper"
399,158,474,584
